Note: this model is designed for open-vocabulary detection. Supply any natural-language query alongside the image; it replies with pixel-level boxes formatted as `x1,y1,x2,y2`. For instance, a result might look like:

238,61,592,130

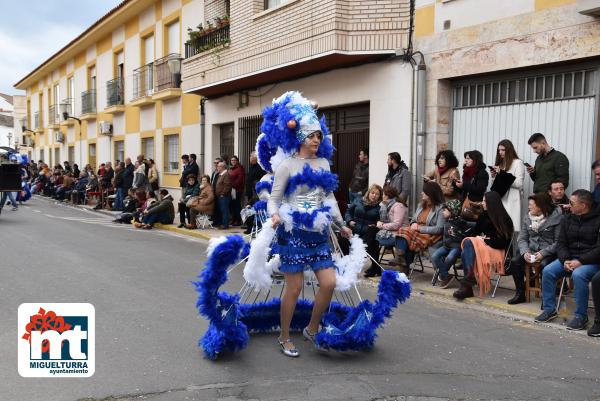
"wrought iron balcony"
106,77,124,107
48,104,60,126
185,23,230,58
82,89,97,114
132,63,154,100
34,112,41,129
60,98,74,119
154,53,182,92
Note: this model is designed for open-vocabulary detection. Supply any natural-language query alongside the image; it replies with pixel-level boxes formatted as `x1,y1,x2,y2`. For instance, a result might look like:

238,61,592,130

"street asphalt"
0,198,599,401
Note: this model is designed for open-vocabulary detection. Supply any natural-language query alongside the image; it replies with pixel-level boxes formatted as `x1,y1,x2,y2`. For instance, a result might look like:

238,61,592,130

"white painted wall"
125,133,141,160
113,114,125,136
162,0,180,19
124,36,140,103
140,106,156,131
139,6,156,31
162,98,181,128
434,0,534,33
203,60,414,187
96,51,113,111
112,25,125,47
182,0,205,45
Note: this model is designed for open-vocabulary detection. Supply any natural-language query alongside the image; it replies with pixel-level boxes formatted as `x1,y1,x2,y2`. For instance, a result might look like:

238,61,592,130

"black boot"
453,282,474,300
508,274,526,305
363,264,382,278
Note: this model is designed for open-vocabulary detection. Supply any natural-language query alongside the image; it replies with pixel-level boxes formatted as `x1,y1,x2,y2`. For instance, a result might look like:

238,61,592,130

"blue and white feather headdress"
256,91,334,173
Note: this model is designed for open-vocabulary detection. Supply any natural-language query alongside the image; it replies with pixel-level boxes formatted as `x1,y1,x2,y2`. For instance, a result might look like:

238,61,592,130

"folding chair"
491,237,515,298
378,245,396,265
431,256,461,286
408,251,425,278
555,275,573,313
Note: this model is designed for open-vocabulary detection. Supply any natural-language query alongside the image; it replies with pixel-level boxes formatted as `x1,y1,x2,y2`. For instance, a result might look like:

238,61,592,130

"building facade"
415,0,600,197
14,0,203,194
0,94,15,149
182,0,414,205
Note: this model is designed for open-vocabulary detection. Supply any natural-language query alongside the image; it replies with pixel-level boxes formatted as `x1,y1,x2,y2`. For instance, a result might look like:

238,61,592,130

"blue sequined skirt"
272,226,333,273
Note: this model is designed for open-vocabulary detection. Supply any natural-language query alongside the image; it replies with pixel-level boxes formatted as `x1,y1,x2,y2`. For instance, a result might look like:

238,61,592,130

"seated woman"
136,189,175,229
188,175,215,229
374,186,409,270
344,184,384,277
177,174,200,228
453,191,514,300
508,192,562,304
112,189,140,223
431,199,468,288
395,181,447,274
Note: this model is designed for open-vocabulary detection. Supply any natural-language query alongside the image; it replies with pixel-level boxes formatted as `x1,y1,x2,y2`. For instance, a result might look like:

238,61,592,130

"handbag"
490,170,516,198
460,197,483,222
375,229,395,242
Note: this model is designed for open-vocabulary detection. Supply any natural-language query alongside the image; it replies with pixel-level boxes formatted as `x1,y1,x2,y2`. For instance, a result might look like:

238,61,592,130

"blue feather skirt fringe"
194,235,411,359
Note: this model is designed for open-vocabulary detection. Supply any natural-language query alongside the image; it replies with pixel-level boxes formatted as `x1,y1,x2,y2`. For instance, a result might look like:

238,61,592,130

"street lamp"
167,56,183,88
60,102,82,165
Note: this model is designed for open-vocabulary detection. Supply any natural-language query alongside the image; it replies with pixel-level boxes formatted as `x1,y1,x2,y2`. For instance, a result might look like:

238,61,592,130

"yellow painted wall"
96,35,112,55
155,101,163,129
415,5,435,37
74,52,86,69
534,0,576,11
125,105,140,133
125,17,139,39
182,94,200,125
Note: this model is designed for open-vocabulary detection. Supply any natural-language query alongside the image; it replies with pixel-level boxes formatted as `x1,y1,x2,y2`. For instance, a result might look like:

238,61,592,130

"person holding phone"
527,133,570,194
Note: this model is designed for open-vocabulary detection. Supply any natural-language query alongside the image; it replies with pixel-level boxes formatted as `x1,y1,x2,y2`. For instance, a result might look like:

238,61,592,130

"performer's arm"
267,161,289,217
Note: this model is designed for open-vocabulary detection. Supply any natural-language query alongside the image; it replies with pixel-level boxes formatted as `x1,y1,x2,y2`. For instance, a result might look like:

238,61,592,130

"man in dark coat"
244,152,265,202
535,189,600,331
527,133,570,193
123,157,134,191
349,148,369,204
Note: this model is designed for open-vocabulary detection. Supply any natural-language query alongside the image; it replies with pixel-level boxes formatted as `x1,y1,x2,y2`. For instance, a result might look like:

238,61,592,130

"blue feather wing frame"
194,235,411,359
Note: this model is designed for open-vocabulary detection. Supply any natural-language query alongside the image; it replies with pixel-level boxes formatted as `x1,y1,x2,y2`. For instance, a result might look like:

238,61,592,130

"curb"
154,223,212,240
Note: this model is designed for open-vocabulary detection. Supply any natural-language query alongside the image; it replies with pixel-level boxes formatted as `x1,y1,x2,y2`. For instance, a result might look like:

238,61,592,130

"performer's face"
304,131,322,154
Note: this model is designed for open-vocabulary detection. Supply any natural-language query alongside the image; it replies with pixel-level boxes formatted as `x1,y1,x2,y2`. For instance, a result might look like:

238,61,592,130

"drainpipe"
199,97,206,175
415,57,427,204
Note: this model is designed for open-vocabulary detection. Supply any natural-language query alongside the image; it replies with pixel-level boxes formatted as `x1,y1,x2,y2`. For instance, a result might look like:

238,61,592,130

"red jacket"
228,165,245,193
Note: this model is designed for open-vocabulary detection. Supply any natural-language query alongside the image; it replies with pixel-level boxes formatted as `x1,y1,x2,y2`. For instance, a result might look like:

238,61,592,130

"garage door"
451,68,598,198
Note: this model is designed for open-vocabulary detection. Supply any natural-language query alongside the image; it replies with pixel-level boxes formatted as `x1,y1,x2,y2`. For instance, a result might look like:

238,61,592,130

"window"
67,76,75,115
116,51,124,79
265,0,289,9
53,84,60,106
114,140,124,164
141,137,155,160
40,149,45,163
167,21,180,54
54,148,60,165
144,35,154,65
89,143,96,169
68,146,75,163
164,134,179,173
88,66,97,90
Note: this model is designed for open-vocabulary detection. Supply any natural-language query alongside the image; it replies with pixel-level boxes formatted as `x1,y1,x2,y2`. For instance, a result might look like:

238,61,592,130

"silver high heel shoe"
278,338,299,357
302,327,317,346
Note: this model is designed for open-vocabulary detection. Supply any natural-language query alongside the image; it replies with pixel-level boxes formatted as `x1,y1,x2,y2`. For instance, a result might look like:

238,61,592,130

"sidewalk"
32,195,587,328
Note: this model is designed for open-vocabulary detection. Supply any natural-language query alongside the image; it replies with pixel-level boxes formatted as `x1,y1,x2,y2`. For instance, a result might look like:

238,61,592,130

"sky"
0,0,123,96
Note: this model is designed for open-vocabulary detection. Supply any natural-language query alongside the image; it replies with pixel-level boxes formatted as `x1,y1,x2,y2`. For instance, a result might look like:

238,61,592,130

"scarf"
462,165,477,183
529,212,546,232
437,166,449,176
379,199,396,222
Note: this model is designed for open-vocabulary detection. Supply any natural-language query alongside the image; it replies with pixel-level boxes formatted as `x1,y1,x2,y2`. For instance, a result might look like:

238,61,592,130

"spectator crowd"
23,131,599,337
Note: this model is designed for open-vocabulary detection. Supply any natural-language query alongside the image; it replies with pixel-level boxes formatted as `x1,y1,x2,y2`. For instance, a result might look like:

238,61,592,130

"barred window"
453,70,596,109
141,137,155,160
164,134,179,173
68,146,75,163
114,141,124,164
265,0,289,9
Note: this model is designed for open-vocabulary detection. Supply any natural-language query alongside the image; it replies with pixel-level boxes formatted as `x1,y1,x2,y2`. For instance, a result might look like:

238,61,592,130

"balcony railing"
154,53,182,92
61,98,74,119
82,89,97,114
34,112,41,129
185,23,230,58
107,77,124,107
132,63,154,100
48,105,59,126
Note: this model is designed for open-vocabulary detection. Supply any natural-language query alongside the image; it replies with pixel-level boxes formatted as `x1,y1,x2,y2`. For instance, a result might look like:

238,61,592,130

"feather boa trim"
284,164,338,197
279,198,338,233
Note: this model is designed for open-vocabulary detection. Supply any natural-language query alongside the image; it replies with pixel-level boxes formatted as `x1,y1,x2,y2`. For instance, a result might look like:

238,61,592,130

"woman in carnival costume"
194,91,411,360
265,93,353,357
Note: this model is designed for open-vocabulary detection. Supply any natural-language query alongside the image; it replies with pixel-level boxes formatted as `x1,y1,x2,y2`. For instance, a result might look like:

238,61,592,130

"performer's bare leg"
279,272,303,349
307,267,336,334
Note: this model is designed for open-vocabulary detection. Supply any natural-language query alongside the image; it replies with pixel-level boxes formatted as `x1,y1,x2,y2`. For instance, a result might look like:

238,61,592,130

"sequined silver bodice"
293,188,325,210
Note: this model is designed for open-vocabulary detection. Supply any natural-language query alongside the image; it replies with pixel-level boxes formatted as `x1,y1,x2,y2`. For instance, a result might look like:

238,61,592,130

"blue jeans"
460,239,476,279
542,259,600,318
1,191,17,208
114,188,125,211
218,196,231,228
432,246,461,279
